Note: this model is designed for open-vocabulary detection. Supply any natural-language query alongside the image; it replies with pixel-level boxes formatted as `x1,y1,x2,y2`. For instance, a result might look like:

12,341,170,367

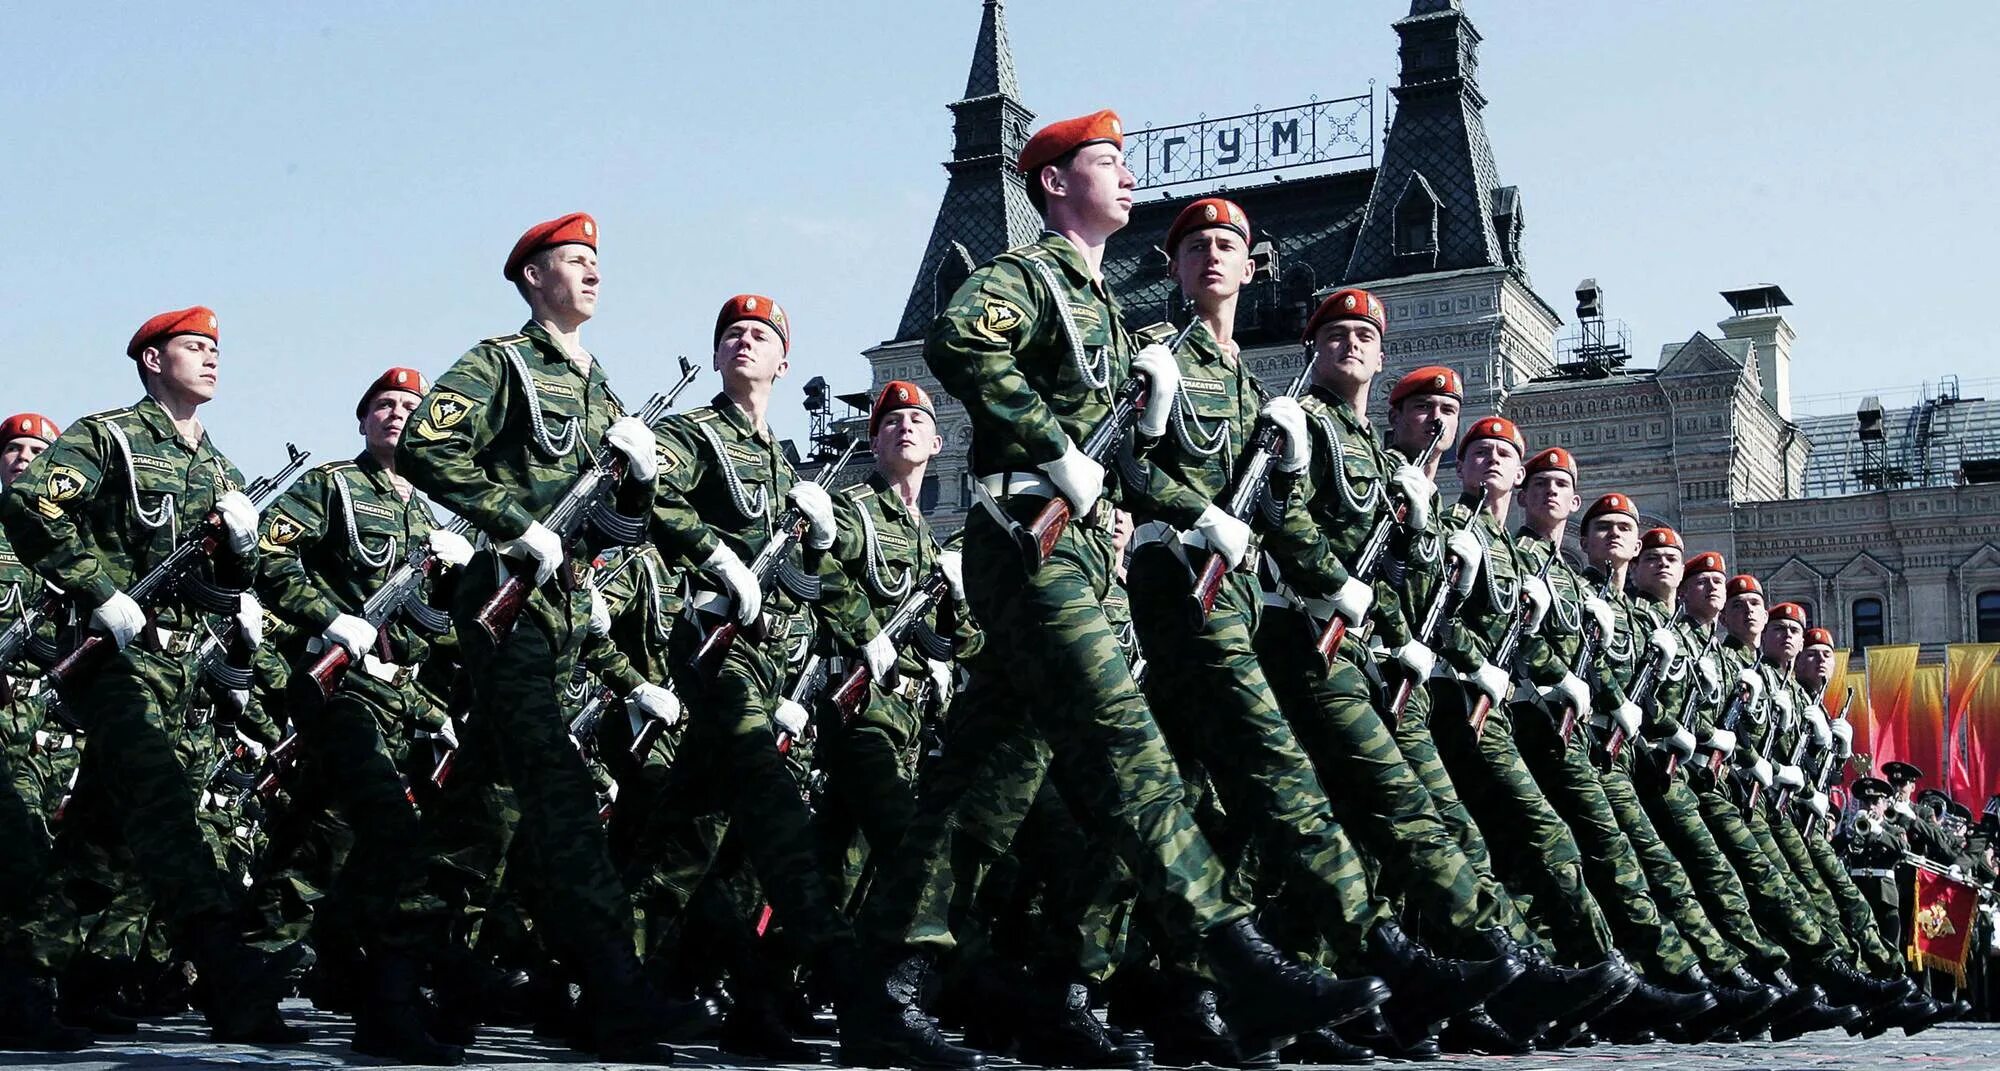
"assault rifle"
1802,687,1858,839
1469,555,1555,736
776,652,828,755
51,444,310,689
1663,626,1725,778
1601,605,1687,768
297,516,469,702
1309,420,1447,669
0,588,65,704
1387,489,1489,723
690,434,863,676
474,385,679,643
1016,319,1199,571
1188,346,1315,624
1773,678,1832,817
830,567,953,722
1551,574,1617,747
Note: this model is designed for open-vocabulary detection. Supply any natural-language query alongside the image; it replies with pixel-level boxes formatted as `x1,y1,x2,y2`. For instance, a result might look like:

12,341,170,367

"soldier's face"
1633,546,1683,596
362,391,421,453
143,334,219,404
1111,508,1135,561
1172,229,1253,306
1723,594,1766,642
0,438,46,487
521,244,599,324
1523,470,1579,524
1762,617,1803,663
715,321,788,390
1044,144,1135,234
1683,570,1726,616
1797,645,1834,684
872,408,941,475
1313,321,1382,393
1458,438,1521,497
1584,514,1638,565
1390,396,1460,457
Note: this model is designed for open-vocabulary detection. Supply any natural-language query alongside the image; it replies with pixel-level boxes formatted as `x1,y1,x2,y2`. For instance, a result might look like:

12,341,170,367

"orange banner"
1958,655,2000,804
1862,645,1920,775
1909,865,1981,984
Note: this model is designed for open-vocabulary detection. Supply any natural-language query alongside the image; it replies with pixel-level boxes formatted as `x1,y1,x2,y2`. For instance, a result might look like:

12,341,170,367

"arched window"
1851,597,1886,653
1793,600,1816,627
1978,590,2000,643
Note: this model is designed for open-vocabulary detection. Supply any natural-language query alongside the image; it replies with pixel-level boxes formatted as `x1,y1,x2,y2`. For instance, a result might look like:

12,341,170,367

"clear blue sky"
7,1,1994,477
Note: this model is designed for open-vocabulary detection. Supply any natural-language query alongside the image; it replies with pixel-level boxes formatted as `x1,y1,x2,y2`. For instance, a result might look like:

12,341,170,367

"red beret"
714,294,791,354
0,413,60,446
1805,627,1835,650
1166,198,1250,256
1770,602,1807,625
1304,287,1387,342
1389,365,1463,407
1018,109,1124,177
1583,492,1637,527
1525,446,1577,482
1726,574,1764,601
1640,527,1683,552
357,367,431,419
1460,415,1523,456
126,306,218,360
870,380,936,435
504,212,596,283
1686,551,1727,577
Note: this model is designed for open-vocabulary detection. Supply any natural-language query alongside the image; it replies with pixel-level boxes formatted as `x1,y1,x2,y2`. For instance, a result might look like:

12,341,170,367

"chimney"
1717,284,1795,420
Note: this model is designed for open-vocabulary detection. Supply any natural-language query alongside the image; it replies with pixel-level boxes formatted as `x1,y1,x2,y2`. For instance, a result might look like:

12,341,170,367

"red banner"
1945,644,2000,801
1861,645,1920,773
1909,865,1981,984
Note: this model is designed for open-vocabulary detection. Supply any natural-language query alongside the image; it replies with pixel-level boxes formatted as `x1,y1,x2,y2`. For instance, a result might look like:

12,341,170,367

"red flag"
1909,865,1981,985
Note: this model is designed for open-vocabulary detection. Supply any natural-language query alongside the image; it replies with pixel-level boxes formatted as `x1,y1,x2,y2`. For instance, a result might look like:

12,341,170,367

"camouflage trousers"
0,742,52,963
1122,552,1382,965
1512,704,1699,979
1760,800,1866,965
1636,759,1791,973
1689,770,1838,966
1431,684,1615,965
1593,757,1746,975
1799,824,1901,974
813,695,924,913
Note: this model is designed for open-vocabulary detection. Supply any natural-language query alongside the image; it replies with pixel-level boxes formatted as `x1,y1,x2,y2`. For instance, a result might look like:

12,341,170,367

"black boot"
1767,974,1861,1042
301,944,368,1015
0,966,92,1051
718,987,822,1063
352,953,464,1066
1477,930,1632,1037
187,921,313,1043
57,956,139,1035
1599,974,1715,1040
1335,1008,1439,1061
837,955,987,1069
1202,917,1390,1054
1108,971,1261,1070
1677,965,1780,1040
1896,994,1952,1037
1280,1025,1377,1064
1810,960,1913,1009
1361,920,1521,1029
1438,1009,1531,1055
1010,980,1150,1070
580,943,722,1065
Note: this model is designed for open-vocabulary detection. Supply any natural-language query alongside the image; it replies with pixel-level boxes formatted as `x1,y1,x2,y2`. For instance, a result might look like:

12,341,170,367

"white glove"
1776,764,1806,790
1469,662,1511,707
323,613,378,660
1331,576,1374,627
1747,756,1774,787
1520,575,1553,632
427,527,474,568
605,416,659,482
1832,719,1854,755
1262,395,1311,474
1583,595,1615,639
1773,688,1794,715
1387,465,1435,530
1806,705,1832,746
1193,505,1252,571
1704,728,1738,757
863,630,898,682
1040,441,1106,515
1446,530,1483,595
234,732,267,761
1131,344,1182,440
227,689,251,714
215,489,259,555
1695,655,1721,693
1805,790,1830,820
1547,673,1591,718
703,544,762,627
1610,701,1642,738
1389,640,1435,681
236,592,265,650
787,482,837,551
927,658,955,701
774,698,810,737
588,587,612,637
1949,864,1965,881
1647,626,1680,662
1736,666,1764,699
437,719,460,749
498,521,564,585
938,549,965,602
1665,726,1698,757
89,593,146,650
1893,799,1917,820
626,682,681,727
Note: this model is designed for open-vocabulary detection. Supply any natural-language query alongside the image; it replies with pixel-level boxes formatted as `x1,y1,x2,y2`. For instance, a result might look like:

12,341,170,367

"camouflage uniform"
397,320,653,966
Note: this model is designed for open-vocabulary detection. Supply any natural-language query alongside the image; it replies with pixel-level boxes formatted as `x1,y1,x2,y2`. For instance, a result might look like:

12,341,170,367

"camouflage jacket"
1438,501,1562,683
398,320,648,544
582,544,674,695
1512,533,1623,701
1629,591,1691,739
254,452,444,666
1674,617,1730,740
1259,386,1411,645
1715,634,1771,766
1141,320,1265,526
0,396,251,629
825,471,979,678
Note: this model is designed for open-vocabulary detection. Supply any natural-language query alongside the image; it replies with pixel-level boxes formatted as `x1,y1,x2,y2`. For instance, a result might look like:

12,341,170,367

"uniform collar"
867,470,918,524
131,396,204,453
1307,385,1364,430
1184,319,1234,370
1037,231,1114,300
519,320,594,378
708,393,772,446
349,451,397,495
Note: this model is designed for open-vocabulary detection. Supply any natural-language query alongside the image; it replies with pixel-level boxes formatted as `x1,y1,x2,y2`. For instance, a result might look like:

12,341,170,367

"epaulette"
318,459,357,475
480,333,529,347
1132,321,1177,347
841,482,878,503
687,407,722,425
81,406,136,427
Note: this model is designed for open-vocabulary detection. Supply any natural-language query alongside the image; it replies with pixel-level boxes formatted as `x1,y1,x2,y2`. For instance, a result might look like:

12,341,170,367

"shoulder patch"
264,514,305,546
414,390,475,439
43,465,86,503
980,299,1025,336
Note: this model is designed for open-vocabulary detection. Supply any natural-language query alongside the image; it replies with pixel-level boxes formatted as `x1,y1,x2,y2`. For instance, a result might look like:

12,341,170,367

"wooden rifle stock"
1021,374,1150,570
1189,345,1319,623
1309,421,1447,668
1470,555,1553,736
1387,488,1490,723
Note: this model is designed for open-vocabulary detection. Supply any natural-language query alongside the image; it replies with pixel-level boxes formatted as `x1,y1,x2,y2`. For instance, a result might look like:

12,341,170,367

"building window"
1851,597,1886,653
1979,590,2000,643
1793,600,1815,627
920,475,940,513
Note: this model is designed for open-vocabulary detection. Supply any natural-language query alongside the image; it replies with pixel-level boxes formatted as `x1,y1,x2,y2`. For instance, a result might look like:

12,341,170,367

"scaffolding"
1798,376,2000,496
